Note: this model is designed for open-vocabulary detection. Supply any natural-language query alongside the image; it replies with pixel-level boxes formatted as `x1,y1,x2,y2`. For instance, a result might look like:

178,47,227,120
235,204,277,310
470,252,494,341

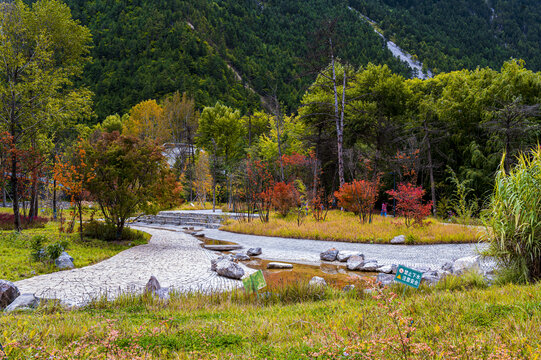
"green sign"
394,265,422,289
243,270,267,293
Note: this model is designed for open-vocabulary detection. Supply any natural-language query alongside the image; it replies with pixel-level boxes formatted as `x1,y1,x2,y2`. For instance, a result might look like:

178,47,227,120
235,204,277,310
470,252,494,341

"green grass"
222,210,482,244
0,221,150,282
1,281,540,359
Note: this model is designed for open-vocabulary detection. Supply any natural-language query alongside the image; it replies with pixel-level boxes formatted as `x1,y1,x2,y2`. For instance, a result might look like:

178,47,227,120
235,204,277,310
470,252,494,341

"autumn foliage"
387,183,433,227
334,179,379,223
271,182,300,217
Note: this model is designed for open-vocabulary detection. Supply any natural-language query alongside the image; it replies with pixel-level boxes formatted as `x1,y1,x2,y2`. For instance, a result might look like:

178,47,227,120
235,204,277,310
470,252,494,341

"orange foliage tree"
271,182,300,217
387,183,432,227
54,141,94,241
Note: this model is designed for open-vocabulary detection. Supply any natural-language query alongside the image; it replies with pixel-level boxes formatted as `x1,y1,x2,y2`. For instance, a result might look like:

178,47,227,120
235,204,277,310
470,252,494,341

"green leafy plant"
447,167,478,224
483,148,541,283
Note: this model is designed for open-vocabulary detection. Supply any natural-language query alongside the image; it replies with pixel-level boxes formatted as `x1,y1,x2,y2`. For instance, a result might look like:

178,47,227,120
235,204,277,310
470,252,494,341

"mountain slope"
66,0,409,120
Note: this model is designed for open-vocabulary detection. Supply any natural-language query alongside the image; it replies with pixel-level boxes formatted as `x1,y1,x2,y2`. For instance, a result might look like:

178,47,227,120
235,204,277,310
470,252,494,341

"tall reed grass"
483,148,541,283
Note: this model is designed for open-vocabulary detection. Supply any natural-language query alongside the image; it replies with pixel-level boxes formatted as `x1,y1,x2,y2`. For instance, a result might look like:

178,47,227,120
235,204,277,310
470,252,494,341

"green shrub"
83,220,147,242
30,235,68,263
483,148,541,283
405,234,418,245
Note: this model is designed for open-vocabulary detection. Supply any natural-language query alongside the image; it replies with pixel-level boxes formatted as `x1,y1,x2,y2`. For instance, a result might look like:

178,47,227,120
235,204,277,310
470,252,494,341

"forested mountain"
350,0,541,74
65,0,409,120
63,0,541,121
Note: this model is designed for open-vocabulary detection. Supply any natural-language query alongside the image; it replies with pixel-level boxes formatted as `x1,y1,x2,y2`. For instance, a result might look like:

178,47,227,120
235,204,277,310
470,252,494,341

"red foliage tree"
386,183,432,227
271,182,300,217
334,179,379,223
244,157,274,222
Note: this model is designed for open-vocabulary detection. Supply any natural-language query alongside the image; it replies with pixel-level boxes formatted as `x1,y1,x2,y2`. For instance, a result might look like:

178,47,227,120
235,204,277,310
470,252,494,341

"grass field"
0,279,539,359
0,219,150,282
222,210,482,244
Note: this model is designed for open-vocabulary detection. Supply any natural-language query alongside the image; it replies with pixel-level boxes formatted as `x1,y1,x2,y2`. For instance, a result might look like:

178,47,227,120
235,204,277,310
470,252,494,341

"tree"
197,102,246,211
0,0,92,231
54,140,93,241
334,179,379,223
193,151,213,206
271,182,300,217
83,132,175,240
123,100,169,143
386,183,432,227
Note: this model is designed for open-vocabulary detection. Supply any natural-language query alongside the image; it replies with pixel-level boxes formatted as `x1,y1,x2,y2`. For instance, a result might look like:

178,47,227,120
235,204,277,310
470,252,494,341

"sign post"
242,270,267,293
394,265,422,297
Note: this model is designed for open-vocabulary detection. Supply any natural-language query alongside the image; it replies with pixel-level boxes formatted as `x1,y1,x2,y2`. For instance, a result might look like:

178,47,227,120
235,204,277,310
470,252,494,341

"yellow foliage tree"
123,100,170,143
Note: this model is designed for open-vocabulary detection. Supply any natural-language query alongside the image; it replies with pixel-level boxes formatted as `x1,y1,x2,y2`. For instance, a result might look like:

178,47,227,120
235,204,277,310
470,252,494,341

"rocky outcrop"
320,249,339,262
0,280,20,309
247,248,262,256
216,260,245,279
4,294,39,313
346,255,365,271
55,252,75,270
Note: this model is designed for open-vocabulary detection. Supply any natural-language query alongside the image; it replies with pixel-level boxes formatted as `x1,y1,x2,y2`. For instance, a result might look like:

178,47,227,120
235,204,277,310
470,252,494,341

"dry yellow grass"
222,210,482,244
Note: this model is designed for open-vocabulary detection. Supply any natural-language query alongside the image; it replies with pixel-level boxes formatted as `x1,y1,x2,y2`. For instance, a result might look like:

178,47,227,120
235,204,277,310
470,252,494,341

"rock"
377,265,393,274
55,252,75,270
233,253,250,261
194,233,205,237
144,276,170,300
145,276,161,293
267,262,293,269
211,255,234,271
342,284,355,292
441,261,454,273
391,264,398,274
4,294,39,313
421,270,442,285
390,235,406,244
309,276,327,287
0,280,20,309
216,259,245,280
376,273,395,286
320,248,339,261
337,251,363,262
204,244,243,251
246,247,262,256
346,255,365,271
453,255,481,274
361,261,379,272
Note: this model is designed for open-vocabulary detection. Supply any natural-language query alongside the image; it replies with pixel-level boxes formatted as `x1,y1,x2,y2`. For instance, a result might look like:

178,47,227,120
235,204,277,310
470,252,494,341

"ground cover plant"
0,221,150,282
223,210,481,244
0,281,539,359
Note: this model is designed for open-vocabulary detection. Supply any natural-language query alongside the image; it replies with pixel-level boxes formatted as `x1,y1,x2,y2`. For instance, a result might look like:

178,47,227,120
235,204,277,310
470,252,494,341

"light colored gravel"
14,227,253,306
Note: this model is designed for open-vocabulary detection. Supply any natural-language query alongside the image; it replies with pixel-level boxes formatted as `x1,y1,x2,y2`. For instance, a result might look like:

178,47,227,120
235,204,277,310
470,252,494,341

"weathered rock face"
337,251,363,262
233,253,250,261
309,276,327,287
247,248,262,256
211,255,234,271
390,235,406,244
4,294,39,313
377,265,393,274
144,276,170,300
346,255,365,271
145,276,161,293
55,252,75,270
320,249,339,262
0,280,20,309
216,260,245,279
453,255,481,274
361,261,379,272
267,262,293,269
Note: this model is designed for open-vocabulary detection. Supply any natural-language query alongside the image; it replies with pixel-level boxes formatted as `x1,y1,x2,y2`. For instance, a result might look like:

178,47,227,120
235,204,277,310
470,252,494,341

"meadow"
0,278,539,359
223,210,482,244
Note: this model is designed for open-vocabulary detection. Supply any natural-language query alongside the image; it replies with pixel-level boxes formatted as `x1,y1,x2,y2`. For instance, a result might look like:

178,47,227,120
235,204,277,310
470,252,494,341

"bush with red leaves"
334,179,379,223
271,182,300,217
386,183,432,227
0,213,48,230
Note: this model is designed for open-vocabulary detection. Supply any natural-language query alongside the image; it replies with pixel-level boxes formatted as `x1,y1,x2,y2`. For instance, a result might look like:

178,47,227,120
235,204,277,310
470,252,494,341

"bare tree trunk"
425,126,437,216
273,96,285,182
11,151,21,231
330,42,345,187
2,187,5,207
78,201,83,242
